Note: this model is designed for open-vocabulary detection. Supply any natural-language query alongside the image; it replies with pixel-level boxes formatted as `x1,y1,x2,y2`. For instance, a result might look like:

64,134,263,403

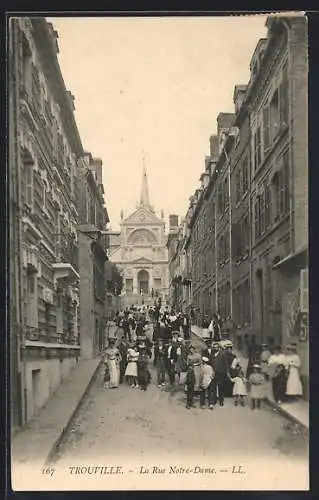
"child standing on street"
186,364,196,409
199,357,215,409
248,364,265,409
230,365,248,407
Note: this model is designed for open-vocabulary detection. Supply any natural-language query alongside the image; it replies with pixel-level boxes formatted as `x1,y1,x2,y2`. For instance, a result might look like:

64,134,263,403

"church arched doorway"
138,269,149,295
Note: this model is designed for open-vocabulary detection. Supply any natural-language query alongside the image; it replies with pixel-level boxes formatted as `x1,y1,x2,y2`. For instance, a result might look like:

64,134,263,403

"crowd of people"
102,305,303,411
245,337,303,404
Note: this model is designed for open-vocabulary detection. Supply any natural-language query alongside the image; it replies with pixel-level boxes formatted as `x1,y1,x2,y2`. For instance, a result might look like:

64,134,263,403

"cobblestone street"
52,332,308,490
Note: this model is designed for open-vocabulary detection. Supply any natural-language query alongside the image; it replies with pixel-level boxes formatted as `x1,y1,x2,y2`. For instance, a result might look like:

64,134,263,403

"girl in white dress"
125,345,139,388
285,344,303,398
230,365,248,407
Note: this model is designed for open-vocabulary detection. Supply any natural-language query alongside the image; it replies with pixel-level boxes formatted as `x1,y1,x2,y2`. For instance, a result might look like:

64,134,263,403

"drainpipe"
281,19,295,254
12,19,26,424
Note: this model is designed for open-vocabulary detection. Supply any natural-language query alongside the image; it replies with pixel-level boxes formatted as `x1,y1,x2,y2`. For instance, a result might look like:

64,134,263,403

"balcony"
54,232,79,274
25,326,80,348
53,262,79,289
22,242,40,272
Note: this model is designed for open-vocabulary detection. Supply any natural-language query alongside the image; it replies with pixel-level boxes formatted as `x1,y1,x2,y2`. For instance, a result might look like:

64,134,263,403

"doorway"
138,269,149,295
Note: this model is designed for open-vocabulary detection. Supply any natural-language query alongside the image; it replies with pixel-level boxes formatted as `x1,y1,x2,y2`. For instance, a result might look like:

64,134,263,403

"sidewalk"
191,324,309,430
12,323,119,467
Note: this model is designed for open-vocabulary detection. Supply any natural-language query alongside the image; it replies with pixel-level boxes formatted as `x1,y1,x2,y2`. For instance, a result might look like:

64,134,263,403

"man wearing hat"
166,338,178,385
137,346,151,390
210,342,229,406
202,338,214,365
199,357,215,409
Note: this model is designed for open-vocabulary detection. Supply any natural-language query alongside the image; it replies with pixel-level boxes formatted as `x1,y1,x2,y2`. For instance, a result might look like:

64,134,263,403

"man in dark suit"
166,339,178,385
202,338,214,363
210,342,229,406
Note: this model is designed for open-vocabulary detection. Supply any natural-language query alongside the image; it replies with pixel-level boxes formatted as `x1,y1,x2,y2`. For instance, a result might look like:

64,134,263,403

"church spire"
140,157,151,208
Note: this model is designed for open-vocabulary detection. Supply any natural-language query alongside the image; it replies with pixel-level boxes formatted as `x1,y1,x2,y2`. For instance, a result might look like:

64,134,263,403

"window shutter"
300,268,308,313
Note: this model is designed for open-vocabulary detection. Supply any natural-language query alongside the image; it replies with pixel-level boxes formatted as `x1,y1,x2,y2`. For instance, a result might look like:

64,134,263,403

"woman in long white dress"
285,344,303,398
104,338,121,388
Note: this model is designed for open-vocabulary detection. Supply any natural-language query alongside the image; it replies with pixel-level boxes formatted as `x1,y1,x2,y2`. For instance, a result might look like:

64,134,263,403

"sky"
50,15,268,230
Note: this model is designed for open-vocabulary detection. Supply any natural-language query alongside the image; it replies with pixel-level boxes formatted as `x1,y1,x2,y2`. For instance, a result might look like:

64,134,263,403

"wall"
25,356,77,421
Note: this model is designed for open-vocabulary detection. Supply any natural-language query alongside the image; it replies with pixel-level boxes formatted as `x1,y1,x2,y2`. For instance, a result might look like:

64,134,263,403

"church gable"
123,207,162,226
131,256,153,264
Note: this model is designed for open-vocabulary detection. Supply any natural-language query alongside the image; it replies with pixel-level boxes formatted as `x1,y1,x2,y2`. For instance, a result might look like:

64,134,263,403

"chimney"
66,90,75,111
169,214,179,229
233,85,247,114
209,135,219,160
217,112,235,136
92,158,103,185
200,171,210,189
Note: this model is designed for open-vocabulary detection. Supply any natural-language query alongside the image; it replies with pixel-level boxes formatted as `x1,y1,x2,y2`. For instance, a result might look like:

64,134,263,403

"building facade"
173,14,308,396
77,153,110,358
110,168,169,307
9,17,111,427
166,215,181,309
248,16,308,394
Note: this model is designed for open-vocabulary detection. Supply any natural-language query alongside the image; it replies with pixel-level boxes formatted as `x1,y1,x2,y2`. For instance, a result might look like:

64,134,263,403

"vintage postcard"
8,12,309,491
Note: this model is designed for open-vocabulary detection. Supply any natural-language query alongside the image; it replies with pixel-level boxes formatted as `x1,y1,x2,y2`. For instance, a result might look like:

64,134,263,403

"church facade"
109,168,169,307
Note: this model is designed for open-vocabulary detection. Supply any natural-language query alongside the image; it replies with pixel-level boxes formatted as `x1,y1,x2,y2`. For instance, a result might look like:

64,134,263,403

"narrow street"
52,329,308,489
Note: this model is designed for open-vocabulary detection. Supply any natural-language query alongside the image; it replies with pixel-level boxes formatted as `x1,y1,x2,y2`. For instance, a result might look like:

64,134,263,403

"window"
26,270,38,328
219,235,224,265
31,63,41,115
55,209,61,259
225,231,229,261
42,178,49,212
126,279,133,293
263,105,270,152
44,303,51,336
235,170,241,204
242,158,249,195
242,216,249,254
273,151,290,220
283,150,290,213
23,160,34,209
265,184,271,228
253,125,262,171
52,120,58,159
254,196,261,240
279,62,289,127
260,189,265,234
89,192,96,226
224,177,229,211
270,89,280,141
22,34,32,97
